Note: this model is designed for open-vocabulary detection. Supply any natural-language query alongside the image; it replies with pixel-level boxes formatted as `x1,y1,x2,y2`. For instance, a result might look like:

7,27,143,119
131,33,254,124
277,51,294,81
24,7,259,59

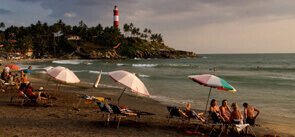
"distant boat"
93,70,102,88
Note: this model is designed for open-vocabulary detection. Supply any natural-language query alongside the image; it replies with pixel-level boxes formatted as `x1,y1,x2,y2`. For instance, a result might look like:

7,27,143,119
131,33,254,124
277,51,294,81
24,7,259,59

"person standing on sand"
243,102,260,126
220,99,231,123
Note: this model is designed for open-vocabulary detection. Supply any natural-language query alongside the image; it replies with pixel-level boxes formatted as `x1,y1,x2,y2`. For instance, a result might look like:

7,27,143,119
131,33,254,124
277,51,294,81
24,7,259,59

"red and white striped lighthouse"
113,5,119,28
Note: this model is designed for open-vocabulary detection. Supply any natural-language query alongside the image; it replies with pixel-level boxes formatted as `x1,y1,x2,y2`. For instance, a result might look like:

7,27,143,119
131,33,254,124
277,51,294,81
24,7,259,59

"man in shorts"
243,102,260,126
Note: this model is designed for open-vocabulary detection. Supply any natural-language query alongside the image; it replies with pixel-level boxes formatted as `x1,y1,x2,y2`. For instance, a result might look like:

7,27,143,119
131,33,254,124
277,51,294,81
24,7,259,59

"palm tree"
123,24,130,37
0,22,5,30
156,33,163,43
143,28,148,40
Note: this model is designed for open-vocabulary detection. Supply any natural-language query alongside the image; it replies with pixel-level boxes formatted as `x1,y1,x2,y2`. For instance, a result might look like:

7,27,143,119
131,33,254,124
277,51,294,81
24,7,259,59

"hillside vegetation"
0,21,197,59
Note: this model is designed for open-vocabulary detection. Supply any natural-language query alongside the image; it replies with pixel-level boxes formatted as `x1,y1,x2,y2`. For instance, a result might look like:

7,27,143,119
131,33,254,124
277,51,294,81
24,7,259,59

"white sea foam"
35,71,47,74
150,95,194,106
52,60,92,65
268,75,295,81
138,74,150,78
167,64,190,67
132,64,158,68
117,63,128,66
88,70,108,75
72,70,88,73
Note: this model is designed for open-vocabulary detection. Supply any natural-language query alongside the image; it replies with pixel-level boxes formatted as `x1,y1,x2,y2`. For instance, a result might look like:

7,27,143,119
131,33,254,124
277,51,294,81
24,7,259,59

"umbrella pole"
204,87,212,114
117,88,126,105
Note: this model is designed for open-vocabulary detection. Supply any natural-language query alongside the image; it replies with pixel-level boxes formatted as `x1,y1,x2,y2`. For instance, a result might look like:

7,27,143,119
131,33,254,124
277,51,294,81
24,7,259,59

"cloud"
17,0,39,1
13,0,295,27
64,12,77,18
0,8,12,15
5,0,295,53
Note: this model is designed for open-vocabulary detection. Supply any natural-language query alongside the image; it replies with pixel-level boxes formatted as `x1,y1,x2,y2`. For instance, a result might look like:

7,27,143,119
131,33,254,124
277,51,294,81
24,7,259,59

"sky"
1,0,295,54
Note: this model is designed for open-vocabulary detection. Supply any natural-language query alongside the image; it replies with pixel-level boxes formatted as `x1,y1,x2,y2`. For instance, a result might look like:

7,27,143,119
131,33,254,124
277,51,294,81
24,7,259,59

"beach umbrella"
47,66,80,83
109,70,150,105
6,64,20,71
188,74,236,113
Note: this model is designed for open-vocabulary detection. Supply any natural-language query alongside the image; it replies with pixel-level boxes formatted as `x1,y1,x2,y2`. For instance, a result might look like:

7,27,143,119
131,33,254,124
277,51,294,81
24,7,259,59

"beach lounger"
75,95,110,109
10,91,37,106
208,120,256,137
167,106,207,133
96,102,114,126
10,90,55,107
96,102,154,128
233,123,256,137
109,104,138,128
167,106,204,124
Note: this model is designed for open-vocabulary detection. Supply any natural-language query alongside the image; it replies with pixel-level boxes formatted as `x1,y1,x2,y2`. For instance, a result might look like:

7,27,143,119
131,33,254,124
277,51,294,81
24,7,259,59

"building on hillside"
25,48,34,57
67,35,80,41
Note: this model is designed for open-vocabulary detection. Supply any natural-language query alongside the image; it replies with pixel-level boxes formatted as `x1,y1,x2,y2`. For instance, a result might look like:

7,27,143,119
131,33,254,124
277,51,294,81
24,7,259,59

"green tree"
123,24,130,37
0,22,5,30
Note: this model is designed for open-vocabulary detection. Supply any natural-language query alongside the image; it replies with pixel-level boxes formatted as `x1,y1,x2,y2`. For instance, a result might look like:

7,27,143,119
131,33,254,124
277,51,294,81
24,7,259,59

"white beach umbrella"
109,70,150,105
47,66,80,83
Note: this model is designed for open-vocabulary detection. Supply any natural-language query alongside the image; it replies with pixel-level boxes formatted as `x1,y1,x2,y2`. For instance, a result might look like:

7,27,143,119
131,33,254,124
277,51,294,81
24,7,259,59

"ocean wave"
132,64,158,68
72,70,88,73
52,60,81,65
138,74,150,78
52,60,92,65
88,70,108,75
35,70,47,74
268,76,295,81
150,95,194,106
117,63,128,66
82,81,123,89
19,64,43,70
167,64,191,67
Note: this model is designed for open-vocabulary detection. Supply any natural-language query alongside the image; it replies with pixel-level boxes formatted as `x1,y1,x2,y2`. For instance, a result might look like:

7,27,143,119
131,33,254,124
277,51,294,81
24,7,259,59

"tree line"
0,20,164,58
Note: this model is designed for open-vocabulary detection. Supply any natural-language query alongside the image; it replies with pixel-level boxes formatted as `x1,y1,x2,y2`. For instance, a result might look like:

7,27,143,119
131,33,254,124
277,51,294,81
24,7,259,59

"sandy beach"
0,65,294,137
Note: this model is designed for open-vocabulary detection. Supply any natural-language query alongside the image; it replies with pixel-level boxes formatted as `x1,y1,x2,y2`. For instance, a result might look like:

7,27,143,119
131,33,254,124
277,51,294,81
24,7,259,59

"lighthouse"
113,5,119,28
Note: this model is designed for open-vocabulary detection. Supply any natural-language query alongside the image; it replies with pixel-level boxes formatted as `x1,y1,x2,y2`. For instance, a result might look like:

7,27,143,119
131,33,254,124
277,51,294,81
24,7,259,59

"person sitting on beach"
0,69,6,80
23,83,39,100
184,103,206,122
209,99,223,123
220,99,231,123
243,102,260,126
7,72,14,84
21,73,29,84
230,103,244,124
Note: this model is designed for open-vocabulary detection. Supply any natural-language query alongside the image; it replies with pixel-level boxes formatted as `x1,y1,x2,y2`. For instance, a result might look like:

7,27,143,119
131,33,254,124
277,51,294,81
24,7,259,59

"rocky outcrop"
89,50,122,59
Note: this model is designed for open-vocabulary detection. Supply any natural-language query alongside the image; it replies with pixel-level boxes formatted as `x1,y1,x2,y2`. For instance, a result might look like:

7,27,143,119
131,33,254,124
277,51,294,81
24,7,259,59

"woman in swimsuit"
209,99,223,123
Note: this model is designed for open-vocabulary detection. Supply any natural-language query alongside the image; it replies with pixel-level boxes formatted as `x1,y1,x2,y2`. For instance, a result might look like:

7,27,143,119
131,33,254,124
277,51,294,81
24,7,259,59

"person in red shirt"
23,83,38,99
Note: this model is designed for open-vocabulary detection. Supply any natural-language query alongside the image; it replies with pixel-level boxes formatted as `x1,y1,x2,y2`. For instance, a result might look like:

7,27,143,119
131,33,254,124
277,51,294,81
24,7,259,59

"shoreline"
0,59,294,136
33,74,295,136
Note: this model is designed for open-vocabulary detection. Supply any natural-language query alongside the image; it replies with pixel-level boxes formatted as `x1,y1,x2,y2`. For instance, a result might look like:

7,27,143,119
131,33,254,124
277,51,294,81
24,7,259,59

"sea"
19,54,295,135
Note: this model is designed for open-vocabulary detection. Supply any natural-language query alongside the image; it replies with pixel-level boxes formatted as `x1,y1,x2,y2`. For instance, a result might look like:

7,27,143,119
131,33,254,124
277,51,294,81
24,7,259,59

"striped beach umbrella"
188,74,237,113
